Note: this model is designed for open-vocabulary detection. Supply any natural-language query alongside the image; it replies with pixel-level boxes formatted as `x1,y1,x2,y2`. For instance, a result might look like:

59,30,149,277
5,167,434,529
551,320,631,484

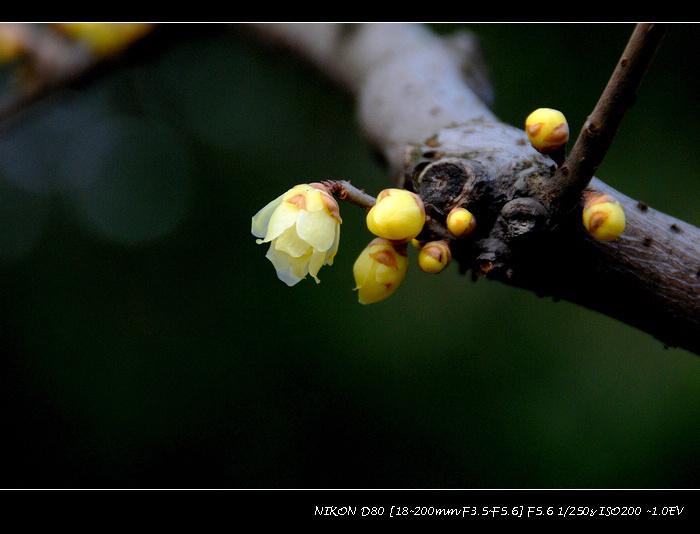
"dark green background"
1,23,698,488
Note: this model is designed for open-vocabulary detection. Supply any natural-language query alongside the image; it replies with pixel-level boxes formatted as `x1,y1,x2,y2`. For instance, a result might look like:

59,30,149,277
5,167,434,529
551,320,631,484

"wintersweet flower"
55,23,153,57
0,30,22,63
252,183,341,286
353,238,409,304
366,188,426,243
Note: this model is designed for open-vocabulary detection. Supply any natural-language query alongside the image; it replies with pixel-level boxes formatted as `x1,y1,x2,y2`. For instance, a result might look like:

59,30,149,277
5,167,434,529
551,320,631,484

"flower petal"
325,223,341,265
262,202,300,243
273,225,312,258
265,246,305,286
251,192,285,239
296,186,326,212
286,249,314,279
295,208,337,252
275,267,304,286
307,248,328,283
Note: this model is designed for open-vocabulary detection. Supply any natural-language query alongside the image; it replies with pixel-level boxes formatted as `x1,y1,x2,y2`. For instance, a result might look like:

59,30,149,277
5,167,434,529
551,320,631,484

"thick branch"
246,23,496,178
408,122,700,354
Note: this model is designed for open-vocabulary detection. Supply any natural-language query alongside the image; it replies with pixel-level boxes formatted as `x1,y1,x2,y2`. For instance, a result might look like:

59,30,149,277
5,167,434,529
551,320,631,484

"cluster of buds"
354,188,425,304
411,205,476,276
354,191,479,303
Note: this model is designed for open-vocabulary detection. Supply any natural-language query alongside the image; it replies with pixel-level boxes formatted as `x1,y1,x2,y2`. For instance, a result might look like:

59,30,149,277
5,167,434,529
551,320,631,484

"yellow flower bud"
366,188,425,243
582,193,625,242
446,207,476,238
418,240,451,274
252,184,342,286
0,31,22,63
55,23,153,57
353,238,409,304
525,108,569,155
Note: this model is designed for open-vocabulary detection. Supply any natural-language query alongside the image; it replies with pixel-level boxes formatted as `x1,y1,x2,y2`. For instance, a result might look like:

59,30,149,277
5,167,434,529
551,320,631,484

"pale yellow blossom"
252,184,341,286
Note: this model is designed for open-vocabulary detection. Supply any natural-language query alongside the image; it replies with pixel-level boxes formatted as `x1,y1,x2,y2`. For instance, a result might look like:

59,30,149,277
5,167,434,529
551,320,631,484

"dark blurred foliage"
0,23,698,489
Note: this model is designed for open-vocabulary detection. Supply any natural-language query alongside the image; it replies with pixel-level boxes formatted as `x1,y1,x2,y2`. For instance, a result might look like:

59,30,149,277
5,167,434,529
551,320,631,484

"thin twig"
0,24,95,124
550,23,667,207
0,23,157,129
323,180,376,211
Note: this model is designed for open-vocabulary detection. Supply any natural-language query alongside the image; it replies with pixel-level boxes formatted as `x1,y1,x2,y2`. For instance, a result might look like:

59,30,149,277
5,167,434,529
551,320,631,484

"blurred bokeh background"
0,23,698,489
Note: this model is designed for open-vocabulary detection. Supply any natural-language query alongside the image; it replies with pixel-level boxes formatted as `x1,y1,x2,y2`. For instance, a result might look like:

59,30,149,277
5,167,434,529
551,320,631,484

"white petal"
307,249,328,283
287,250,314,279
262,203,300,243
251,193,285,239
274,225,312,258
265,246,304,286
275,267,304,286
325,223,341,265
295,209,337,252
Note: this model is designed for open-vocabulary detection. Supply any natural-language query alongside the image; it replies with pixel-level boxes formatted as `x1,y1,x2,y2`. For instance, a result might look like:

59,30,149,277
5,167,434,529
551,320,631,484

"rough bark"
247,23,700,356
406,121,700,355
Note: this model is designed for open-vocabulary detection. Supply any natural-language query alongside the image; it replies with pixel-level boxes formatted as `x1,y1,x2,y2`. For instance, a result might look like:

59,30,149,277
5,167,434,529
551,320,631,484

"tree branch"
2,24,697,354
323,180,376,211
245,23,496,179
0,23,156,128
247,23,700,355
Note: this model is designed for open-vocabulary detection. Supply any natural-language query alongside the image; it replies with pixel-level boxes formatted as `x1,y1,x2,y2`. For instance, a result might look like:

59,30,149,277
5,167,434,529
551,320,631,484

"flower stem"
323,180,376,210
